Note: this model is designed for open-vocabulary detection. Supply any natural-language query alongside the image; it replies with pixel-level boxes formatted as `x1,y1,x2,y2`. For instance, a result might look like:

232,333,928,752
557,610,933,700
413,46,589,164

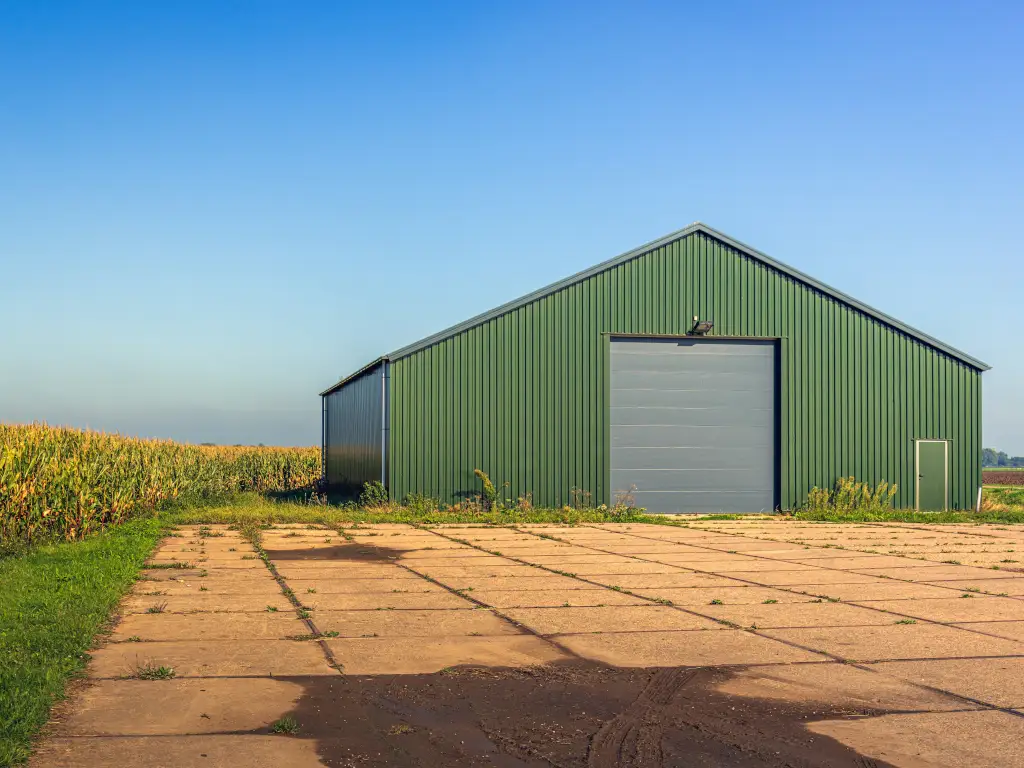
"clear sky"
2,1,1021,451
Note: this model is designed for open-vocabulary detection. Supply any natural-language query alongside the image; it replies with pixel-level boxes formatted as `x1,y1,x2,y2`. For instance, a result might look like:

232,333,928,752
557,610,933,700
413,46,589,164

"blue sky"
2,1,1021,451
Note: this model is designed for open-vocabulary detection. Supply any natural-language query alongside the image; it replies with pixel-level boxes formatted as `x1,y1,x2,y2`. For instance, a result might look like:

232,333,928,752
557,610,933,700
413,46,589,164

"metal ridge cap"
696,224,990,371
328,221,989,375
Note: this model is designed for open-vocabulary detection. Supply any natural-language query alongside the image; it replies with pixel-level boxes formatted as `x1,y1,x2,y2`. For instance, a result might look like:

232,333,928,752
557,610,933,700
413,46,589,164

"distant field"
983,469,1024,486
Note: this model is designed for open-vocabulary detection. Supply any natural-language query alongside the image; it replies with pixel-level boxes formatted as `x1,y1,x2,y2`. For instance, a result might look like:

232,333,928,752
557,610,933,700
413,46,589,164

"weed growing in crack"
271,716,300,735
145,562,192,570
131,662,176,680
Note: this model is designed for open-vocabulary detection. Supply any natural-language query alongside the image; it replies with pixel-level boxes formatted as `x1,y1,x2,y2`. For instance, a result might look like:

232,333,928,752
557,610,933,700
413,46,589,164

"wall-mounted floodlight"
690,318,714,335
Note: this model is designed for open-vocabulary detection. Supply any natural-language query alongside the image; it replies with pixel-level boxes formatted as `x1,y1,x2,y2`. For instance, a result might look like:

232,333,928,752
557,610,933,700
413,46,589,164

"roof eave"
319,356,388,397
385,222,707,361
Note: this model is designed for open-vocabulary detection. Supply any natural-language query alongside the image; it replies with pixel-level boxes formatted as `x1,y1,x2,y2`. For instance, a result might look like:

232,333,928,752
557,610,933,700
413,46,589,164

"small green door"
917,441,948,511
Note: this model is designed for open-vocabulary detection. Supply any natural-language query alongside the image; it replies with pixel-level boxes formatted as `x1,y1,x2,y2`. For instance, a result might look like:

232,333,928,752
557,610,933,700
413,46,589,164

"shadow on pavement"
262,542,406,562
278,661,897,767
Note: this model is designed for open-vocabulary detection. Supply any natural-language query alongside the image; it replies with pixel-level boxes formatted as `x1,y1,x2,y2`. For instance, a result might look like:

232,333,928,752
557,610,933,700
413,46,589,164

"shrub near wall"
0,424,320,544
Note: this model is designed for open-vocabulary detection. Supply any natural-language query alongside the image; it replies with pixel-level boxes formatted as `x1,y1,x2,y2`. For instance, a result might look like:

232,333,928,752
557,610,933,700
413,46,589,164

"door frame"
915,439,949,511
604,334,781,513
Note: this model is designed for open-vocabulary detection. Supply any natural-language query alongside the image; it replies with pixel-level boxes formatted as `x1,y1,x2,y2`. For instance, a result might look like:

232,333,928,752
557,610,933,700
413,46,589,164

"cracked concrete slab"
551,628,824,667
31,734,328,768
869,657,1024,708
809,710,1024,768
760,623,1024,662
110,612,304,641
311,608,519,638
33,520,1024,768
88,639,336,678
323,635,569,674
853,597,1024,623
701,601,897,628
50,678,305,736
503,605,722,635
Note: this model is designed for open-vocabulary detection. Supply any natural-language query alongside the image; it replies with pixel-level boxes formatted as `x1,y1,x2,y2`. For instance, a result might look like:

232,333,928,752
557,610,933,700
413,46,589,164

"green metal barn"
321,223,988,512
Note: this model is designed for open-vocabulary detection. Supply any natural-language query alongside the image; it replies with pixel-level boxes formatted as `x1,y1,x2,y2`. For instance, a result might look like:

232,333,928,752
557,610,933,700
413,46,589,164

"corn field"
0,424,320,544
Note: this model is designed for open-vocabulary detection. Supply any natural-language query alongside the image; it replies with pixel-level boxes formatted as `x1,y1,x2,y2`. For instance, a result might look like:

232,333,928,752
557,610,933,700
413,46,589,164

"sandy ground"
30,519,1024,767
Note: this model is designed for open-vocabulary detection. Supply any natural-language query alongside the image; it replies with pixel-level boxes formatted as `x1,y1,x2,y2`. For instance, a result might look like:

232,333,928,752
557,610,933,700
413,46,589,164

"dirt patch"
283,662,896,767
983,470,1024,486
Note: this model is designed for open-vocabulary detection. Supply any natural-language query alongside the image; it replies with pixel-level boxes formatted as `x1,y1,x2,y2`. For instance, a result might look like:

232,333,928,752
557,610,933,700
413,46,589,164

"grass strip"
791,507,1024,524
167,493,733,527
0,517,167,766
170,493,1024,528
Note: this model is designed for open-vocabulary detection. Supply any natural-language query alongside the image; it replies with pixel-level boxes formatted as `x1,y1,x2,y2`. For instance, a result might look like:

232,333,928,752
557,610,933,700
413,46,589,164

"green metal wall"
388,231,982,510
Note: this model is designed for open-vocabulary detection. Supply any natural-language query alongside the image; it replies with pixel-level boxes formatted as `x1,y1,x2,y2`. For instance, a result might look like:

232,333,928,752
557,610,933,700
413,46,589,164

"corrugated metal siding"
324,362,385,493
388,231,982,510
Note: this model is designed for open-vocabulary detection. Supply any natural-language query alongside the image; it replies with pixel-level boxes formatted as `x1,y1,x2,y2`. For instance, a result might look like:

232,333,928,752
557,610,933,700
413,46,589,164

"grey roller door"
610,338,776,513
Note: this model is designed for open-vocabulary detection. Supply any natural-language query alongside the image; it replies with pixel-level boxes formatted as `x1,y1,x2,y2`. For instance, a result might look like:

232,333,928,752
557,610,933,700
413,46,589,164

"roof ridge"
322,223,988,395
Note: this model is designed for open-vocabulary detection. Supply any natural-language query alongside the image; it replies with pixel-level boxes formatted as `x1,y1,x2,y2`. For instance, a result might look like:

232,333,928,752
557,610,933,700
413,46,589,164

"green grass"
985,486,1024,507
791,486,1024,523
791,507,1024,523
0,517,166,766
166,492,776,528
168,493,667,526
168,492,1024,528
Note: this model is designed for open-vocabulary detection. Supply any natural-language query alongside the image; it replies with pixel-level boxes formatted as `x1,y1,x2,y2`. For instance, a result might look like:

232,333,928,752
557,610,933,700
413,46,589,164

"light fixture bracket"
690,319,714,335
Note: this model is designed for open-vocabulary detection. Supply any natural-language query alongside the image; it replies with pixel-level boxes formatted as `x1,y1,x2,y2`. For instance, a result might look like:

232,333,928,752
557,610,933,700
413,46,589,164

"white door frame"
915,439,948,511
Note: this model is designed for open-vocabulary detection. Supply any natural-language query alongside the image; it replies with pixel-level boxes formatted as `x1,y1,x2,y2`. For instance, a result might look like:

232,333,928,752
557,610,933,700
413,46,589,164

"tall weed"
801,476,898,517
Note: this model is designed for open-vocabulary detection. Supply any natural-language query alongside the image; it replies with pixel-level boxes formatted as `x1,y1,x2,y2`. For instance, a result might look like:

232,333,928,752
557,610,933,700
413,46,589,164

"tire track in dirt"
587,667,698,767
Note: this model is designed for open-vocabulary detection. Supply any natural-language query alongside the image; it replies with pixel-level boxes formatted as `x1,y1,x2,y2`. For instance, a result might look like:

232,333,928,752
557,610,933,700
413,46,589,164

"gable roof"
322,222,988,395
